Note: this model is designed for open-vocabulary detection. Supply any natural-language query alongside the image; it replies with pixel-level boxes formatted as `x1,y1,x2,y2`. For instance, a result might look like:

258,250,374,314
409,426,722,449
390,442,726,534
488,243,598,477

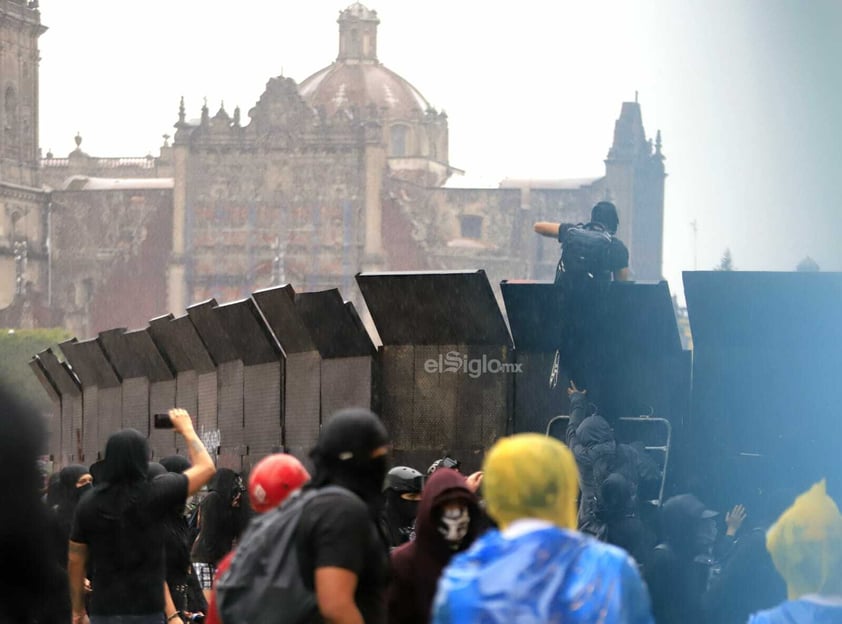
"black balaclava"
55,464,91,524
160,455,191,474
309,408,389,512
147,462,167,480
384,489,418,541
591,201,619,234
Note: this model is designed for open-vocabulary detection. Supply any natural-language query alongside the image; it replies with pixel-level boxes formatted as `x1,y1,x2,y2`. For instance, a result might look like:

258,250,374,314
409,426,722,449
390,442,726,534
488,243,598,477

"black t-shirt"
71,473,189,616
558,222,630,276
296,489,389,624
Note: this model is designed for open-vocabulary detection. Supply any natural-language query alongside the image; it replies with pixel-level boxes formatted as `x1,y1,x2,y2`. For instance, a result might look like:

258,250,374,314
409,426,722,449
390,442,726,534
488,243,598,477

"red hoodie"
387,468,481,624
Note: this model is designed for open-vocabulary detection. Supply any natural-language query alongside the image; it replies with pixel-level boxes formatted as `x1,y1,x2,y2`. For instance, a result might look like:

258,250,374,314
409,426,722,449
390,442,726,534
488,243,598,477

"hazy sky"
37,1,842,301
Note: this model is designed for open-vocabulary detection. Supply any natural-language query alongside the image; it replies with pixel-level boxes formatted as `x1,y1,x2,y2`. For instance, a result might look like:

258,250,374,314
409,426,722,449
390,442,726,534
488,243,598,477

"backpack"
558,222,614,281
216,485,354,624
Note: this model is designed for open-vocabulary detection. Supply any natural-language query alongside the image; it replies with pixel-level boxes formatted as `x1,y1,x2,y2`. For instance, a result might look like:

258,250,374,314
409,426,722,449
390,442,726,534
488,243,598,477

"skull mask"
437,502,470,549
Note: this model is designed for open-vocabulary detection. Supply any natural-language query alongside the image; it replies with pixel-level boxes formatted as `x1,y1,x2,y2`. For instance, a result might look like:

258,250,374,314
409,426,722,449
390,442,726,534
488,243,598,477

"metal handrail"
545,414,570,437
545,413,672,506
619,416,672,506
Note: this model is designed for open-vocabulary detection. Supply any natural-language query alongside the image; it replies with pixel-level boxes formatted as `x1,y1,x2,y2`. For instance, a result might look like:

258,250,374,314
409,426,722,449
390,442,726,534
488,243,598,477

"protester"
566,382,616,532
595,472,652,565
191,468,248,601
0,384,69,623
158,456,207,620
205,452,310,624
749,480,842,623
536,201,629,398
432,433,654,623
388,467,481,624
644,494,719,624
703,492,791,624
69,409,215,624
50,464,93,563
297,407,391,624
534,200,630,283
380,465,425,548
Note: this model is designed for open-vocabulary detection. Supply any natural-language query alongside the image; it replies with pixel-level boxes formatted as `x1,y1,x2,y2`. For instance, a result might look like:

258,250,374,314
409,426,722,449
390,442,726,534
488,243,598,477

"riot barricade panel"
149,378,177,459
243,361,282,459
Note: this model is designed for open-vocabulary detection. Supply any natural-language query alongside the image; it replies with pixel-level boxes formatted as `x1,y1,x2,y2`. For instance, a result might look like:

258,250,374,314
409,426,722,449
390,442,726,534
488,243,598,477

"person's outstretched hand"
726,504,747,536
465,471,483,494
567,380,587,397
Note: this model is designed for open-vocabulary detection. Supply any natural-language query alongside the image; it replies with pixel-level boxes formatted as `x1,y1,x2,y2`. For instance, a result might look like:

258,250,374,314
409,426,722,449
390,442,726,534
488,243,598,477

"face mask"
437,503,470,549
395,497,419,525
76,482,93,498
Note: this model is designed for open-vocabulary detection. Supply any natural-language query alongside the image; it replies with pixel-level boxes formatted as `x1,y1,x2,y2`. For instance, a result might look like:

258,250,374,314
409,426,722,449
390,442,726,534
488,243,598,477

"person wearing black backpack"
217,408,390,624
535,201,630,400
534,200,630,285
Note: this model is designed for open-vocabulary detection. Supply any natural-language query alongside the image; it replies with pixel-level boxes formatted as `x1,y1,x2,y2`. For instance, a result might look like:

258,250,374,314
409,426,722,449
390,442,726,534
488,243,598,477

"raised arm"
169,408,216,496
533,222,561,238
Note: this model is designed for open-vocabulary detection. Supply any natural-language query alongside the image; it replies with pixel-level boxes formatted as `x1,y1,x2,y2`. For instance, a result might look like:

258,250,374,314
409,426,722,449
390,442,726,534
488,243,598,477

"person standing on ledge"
534,201,631,397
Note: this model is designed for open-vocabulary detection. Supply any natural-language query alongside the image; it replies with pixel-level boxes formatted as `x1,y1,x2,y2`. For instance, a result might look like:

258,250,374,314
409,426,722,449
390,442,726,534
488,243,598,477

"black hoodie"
645,494,716,624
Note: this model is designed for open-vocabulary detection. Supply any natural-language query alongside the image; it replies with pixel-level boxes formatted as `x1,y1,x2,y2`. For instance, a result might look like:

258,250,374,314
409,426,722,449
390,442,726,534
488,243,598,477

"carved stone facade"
2,2,665,337
0,0,48,320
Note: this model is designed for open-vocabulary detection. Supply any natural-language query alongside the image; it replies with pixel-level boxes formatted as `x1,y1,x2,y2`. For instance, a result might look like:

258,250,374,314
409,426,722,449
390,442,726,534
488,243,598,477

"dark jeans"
90,614,165,624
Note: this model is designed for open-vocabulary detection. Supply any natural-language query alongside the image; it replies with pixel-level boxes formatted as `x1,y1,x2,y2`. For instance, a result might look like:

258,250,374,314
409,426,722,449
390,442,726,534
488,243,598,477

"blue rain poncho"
431,433,653,624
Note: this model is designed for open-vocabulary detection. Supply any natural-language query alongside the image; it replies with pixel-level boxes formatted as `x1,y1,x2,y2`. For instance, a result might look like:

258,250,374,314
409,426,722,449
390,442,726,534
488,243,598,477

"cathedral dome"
299,62,430,119
298,4,431,119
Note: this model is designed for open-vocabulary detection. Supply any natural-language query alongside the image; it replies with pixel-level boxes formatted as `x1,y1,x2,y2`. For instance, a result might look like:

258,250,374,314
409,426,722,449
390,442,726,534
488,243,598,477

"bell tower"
0,0,48,315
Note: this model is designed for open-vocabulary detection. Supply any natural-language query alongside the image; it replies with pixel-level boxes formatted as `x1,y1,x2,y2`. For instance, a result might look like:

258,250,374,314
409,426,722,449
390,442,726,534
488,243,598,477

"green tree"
0,328,73,413
715,248,735,271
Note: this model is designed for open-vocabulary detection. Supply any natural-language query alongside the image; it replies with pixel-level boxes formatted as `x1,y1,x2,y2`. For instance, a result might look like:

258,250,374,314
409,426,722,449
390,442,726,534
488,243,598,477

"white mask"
437,503,470,549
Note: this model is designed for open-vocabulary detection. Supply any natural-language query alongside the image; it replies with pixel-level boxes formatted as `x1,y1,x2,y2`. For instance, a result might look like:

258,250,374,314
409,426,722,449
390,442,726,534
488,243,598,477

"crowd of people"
0,391,835,623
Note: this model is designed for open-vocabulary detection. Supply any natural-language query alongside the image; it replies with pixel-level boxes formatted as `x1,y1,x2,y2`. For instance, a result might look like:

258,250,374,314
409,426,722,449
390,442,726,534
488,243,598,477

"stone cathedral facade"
1,2,666,338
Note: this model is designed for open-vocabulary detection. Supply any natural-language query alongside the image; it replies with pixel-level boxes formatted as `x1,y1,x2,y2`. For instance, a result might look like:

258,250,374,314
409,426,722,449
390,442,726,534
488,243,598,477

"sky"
36,0,842,302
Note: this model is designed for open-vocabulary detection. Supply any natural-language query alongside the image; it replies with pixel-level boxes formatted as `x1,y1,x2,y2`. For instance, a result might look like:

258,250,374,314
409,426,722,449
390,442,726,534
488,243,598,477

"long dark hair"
191,468,246,565
94,429,150,531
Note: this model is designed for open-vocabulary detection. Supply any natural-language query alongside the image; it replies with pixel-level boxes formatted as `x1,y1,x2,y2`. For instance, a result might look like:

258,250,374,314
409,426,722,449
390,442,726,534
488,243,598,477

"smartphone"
153,413,174,429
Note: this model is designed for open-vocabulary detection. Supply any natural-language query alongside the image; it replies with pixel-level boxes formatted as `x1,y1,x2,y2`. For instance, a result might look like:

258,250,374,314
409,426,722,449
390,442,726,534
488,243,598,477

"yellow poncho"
766,480,842,600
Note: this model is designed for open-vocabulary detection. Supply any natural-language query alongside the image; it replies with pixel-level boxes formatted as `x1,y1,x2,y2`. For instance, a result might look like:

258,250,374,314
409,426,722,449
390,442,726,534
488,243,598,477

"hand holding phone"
153,413,174,429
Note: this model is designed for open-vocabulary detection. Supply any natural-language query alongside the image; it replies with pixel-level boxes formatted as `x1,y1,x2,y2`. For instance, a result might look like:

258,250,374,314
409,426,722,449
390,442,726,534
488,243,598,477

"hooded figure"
432,434,653,624
53,466,92,531
749,480,842,623
295,407,391,624
595,472,651,564
388,468,480,624
566,390,616,532
644,494,719,624
70,428,195,620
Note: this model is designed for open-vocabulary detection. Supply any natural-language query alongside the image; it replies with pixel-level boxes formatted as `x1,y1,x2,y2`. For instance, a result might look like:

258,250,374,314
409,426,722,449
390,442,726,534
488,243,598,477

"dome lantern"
337,3,379,63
